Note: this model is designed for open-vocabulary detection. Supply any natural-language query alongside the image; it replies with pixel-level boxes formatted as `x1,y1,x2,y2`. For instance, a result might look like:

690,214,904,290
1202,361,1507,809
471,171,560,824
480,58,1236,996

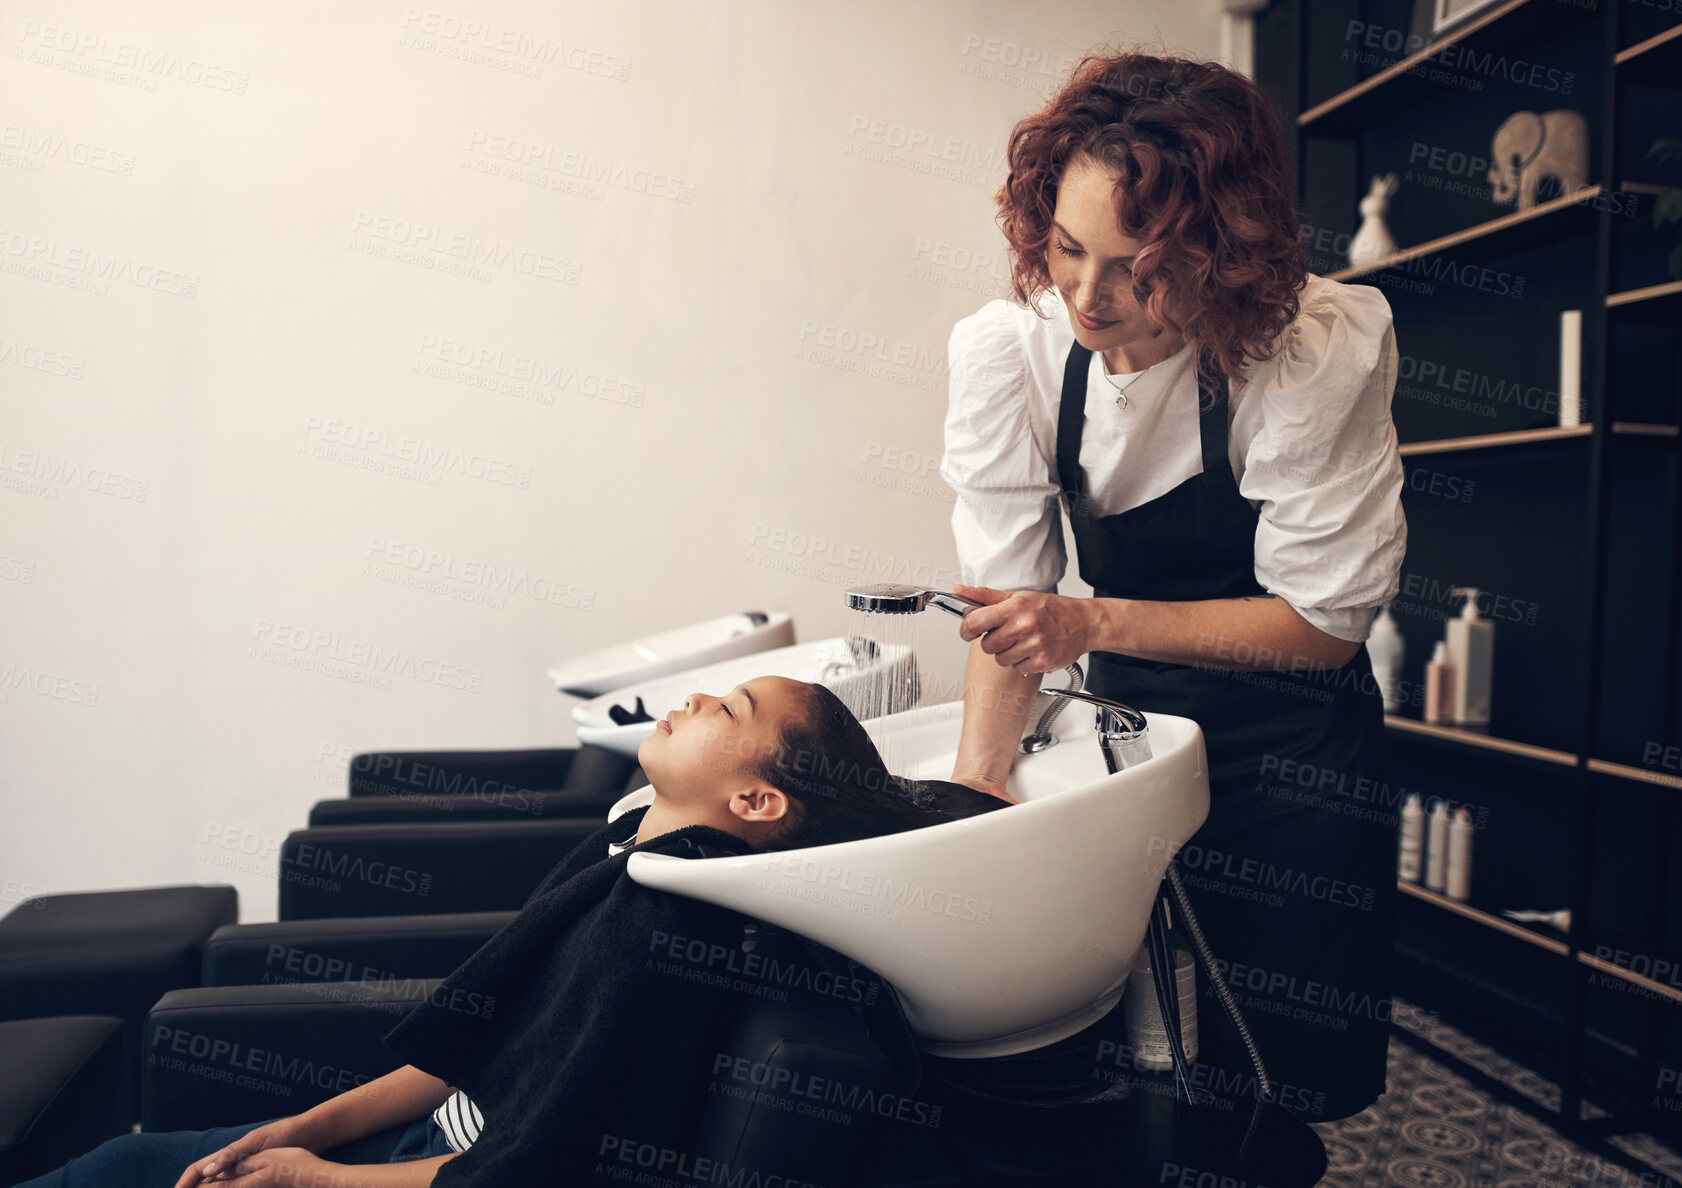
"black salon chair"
143,920,951,1186
281,748,657,918
276,817,614,919
168,912,1327,1187
306,744,644,827
141,980,1325,1187
201,911,517,988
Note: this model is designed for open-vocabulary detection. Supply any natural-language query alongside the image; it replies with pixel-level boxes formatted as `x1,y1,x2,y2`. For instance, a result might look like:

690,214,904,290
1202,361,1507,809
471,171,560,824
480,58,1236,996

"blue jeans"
13,1113,454,1188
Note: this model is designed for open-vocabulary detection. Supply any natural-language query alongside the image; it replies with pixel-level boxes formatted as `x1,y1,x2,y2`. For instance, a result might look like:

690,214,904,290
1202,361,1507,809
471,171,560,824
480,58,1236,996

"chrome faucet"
1027,685,1153,772
844,583,1150,769
815,634,881,681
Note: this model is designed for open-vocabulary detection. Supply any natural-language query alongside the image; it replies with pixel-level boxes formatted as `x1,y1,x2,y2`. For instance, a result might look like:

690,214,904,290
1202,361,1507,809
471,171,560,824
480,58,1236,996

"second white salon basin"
547,611,795,697
572,637,919,757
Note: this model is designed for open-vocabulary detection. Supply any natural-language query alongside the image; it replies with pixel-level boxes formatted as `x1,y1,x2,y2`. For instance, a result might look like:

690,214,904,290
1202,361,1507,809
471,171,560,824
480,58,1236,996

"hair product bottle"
1425,799,1450,893
1446,806,1474,901
1424,641,1455,725
1446,588,1493,727
1124,944,1198,1071
1366,604,1405,713
1398,792,1424,882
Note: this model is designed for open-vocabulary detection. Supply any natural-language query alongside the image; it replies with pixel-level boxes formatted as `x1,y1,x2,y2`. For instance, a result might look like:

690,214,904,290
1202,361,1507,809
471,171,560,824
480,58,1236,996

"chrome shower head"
846,583,930,614
844,584,981,618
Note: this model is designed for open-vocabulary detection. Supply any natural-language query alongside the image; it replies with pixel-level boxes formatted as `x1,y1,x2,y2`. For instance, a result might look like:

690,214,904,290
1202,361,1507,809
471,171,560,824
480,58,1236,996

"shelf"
1587,757,1682,791
1397,880,1571,955
1398,424,1594,457
1615,22,1682,87
1326,185,1601,284
1611,422,1680,436
1607,278,1682,326
1396,424,1680,455
1385,715,1580,767
1298,0,1600,134
1579,951,1682,1006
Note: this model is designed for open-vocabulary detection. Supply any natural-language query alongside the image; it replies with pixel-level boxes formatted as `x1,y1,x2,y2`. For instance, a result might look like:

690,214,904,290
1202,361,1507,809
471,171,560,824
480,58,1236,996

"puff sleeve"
941,300,1065,593
1236,279,1408,644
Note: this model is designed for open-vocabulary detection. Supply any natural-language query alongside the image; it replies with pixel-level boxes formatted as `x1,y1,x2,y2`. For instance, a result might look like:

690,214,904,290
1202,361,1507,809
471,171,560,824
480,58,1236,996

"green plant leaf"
1649,137,1682,163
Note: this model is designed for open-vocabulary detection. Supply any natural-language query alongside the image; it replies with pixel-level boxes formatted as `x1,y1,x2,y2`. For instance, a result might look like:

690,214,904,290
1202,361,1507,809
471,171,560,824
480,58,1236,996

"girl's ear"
730,783,789,825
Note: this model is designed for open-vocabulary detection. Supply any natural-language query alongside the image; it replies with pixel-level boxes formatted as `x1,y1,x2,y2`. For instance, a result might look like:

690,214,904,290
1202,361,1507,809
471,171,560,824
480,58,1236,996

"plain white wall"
1,1,1228,922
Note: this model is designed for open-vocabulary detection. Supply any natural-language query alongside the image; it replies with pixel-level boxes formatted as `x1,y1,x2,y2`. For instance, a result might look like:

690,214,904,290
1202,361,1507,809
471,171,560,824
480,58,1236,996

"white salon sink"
572,637,918,757
623,697,1210,1057
547,611,795,697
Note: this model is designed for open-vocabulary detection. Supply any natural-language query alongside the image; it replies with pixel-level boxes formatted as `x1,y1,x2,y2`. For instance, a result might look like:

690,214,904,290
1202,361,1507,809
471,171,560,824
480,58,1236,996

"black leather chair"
0,885,238,1127
142,980,428,1132
155,914,1327,1186
347,743,637,800
142,924,958,1186
0,1016,129,1187
276,818,611,919
288,747,652,918
201,911,515,988
307,786,631,828
315,745,642,826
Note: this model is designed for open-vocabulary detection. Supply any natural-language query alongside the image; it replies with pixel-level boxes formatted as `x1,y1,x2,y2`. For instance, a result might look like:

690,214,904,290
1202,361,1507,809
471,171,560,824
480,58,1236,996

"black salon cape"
381,805,923,1186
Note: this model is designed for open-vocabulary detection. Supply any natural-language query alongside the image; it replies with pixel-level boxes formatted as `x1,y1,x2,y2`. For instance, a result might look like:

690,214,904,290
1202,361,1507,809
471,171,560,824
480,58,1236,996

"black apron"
1056,339,1397,1123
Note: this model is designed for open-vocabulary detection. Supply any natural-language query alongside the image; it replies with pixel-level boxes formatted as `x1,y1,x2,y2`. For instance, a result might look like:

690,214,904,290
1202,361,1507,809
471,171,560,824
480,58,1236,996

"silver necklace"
1099,340,1183,409
1101,366,1149,411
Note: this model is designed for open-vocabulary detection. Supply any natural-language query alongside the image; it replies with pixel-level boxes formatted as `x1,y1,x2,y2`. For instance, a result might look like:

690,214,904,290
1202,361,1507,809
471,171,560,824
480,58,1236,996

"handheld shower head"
845,584,981,618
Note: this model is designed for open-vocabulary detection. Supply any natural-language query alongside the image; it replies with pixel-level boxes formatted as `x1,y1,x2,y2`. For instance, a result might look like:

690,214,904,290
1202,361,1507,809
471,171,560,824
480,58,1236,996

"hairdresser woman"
942,51,1406,1125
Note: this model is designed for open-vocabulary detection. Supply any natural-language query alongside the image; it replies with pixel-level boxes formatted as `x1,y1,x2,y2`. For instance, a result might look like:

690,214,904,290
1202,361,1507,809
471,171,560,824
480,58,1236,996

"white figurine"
1348,172,1399,269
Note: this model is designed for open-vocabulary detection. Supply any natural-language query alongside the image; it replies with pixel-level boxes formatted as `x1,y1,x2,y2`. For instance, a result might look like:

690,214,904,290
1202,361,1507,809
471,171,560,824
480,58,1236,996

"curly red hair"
996,50,1309,399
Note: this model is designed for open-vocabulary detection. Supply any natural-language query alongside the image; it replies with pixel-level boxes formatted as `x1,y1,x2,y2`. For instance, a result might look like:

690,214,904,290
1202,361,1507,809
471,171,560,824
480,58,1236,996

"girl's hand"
215,1147,340,1187
174,1117,315,1188
953,584,1094,675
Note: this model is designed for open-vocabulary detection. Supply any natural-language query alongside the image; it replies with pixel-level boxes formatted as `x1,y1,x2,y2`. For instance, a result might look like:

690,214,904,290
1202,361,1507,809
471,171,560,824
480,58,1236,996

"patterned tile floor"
1310,996,1682,1187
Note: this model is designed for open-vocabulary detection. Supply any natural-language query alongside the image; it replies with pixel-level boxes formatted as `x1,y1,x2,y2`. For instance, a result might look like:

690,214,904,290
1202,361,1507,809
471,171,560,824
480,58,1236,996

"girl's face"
637,674,807,831
1047,154,1181,358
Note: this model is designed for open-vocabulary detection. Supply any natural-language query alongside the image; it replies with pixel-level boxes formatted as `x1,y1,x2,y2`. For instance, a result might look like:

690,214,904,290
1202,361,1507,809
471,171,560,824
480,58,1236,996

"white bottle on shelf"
1366,604,1405,713
1446,588,1494,727
1559,309,1582,427
1398,792,1424,882
1447,807,1474,901
1425,799,1450,892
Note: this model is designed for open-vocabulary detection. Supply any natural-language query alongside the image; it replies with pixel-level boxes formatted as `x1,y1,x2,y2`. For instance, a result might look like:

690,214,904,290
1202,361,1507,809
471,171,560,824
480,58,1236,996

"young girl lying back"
19,676,1006,1188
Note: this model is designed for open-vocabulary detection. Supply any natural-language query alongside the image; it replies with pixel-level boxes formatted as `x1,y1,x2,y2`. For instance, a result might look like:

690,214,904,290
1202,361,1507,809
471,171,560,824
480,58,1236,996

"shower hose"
1140,865,1276,1167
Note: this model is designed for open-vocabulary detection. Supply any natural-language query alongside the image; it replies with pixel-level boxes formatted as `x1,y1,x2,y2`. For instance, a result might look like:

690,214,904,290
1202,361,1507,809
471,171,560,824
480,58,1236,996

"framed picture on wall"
1433,0,1505,35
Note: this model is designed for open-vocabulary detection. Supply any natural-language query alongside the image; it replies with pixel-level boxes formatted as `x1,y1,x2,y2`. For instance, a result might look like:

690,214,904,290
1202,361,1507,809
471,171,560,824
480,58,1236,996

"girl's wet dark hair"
751,683,1010,850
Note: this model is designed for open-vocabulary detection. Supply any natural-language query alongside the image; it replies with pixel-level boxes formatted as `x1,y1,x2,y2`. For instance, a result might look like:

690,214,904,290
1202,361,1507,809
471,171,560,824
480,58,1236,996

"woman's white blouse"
940,273,1407,643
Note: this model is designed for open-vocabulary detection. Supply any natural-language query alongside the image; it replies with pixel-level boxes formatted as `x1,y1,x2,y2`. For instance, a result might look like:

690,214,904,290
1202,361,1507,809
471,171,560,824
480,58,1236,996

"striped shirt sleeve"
432,1088,484,1153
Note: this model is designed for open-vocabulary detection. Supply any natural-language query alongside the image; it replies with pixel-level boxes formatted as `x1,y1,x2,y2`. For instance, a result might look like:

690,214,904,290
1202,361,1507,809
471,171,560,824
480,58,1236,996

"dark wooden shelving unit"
1397,879,1573,953
1259,0,1682,1139
1609,278,1682,325
1384,713,1579,766
1397,423,1594,456
1325,183,1603,283
1296,0,1600,132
